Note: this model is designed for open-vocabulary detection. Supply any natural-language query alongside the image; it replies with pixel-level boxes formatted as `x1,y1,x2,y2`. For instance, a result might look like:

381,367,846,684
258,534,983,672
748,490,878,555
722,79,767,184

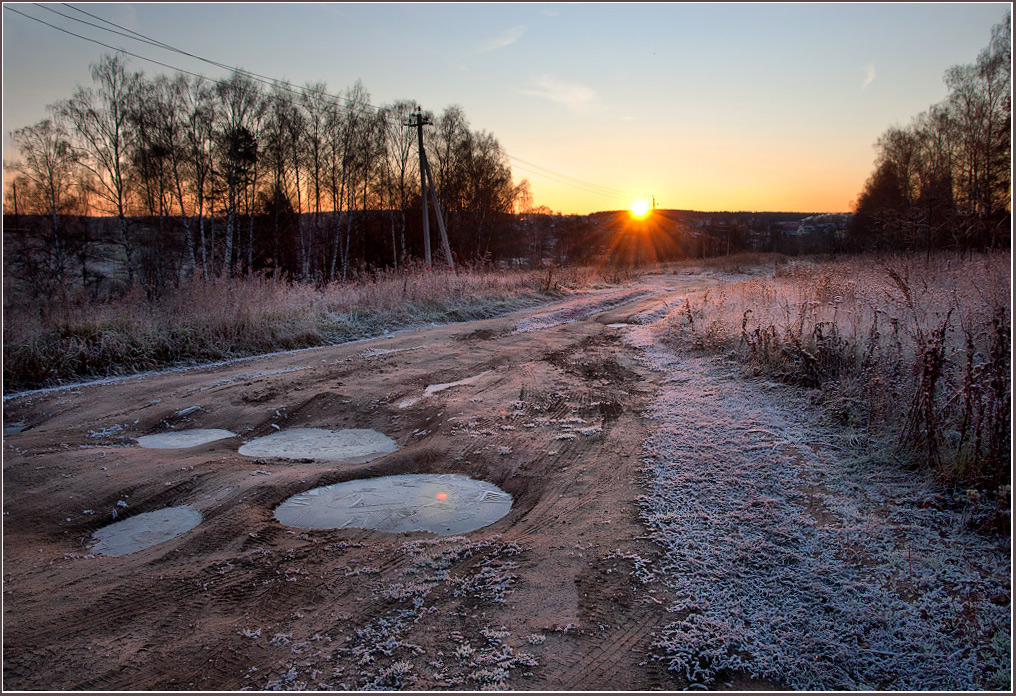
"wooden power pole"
406,107,432,267
404,107,454,270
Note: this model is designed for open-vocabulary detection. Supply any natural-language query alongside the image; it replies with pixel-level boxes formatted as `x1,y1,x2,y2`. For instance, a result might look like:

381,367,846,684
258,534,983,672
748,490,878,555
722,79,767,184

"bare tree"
853,14,1011,252
59,53,138,284
6,118,82,289
380,100,420,268
213,71,265,276
330,81,373,281
262,82,299,276
181,76,217,278
300,82,329,279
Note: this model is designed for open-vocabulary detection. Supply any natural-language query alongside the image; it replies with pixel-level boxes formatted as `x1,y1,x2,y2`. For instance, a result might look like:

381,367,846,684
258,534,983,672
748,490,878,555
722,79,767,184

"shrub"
661,251,1011,491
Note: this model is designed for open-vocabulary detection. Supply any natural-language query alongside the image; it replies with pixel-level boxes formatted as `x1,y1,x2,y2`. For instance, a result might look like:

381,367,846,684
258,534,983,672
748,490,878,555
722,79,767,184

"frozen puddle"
423,372,490,396
398,372,491,408
238,428,398,463
90,506,201,556
134,429,237,449
275,473,512,535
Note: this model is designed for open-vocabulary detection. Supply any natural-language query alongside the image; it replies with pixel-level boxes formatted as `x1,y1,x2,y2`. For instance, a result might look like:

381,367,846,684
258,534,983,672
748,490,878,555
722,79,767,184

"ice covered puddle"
398,372,492,409
90,506,201,556
135,429,236,449
275,473,512,535
238,428,398,463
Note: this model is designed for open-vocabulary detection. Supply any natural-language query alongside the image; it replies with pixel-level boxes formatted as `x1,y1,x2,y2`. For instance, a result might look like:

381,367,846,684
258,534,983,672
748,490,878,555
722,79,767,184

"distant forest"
3,15,1010,300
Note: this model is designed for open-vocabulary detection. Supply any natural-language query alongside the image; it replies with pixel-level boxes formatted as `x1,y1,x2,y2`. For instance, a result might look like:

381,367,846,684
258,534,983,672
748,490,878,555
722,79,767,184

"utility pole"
405,107,432,267
12,181,20,233
404,106,454,271
425,161,455,270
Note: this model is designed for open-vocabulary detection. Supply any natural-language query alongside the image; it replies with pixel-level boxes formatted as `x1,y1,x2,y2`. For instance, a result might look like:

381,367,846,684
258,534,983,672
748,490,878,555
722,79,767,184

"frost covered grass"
660,251,1011,494
3,264,607,393
624,315,1011,691
261,536,532,691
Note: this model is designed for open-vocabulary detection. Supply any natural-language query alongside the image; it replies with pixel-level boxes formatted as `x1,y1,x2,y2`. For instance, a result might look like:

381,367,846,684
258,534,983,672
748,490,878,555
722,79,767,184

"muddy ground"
3,273,746,691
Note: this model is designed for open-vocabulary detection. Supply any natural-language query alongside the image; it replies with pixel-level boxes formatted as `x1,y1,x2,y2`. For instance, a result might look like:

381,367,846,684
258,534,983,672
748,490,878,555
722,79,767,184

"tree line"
4,53,525,297
851,15,1011,253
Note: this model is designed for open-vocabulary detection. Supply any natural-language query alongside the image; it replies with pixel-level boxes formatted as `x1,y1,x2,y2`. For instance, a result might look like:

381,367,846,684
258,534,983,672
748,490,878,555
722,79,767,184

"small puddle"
135,429,237,449
606,323,631,328
238,428,398,462
90,506,201,556
398,372,491,409
275,473,512,535
423,372,489,396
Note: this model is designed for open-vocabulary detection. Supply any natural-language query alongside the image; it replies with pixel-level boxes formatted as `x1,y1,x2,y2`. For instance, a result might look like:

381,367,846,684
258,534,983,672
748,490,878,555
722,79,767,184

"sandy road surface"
4,270,1008,691
3,273,721,691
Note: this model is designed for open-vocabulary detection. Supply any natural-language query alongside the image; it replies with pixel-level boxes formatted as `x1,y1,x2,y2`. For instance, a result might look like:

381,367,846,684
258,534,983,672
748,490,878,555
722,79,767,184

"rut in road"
1,279,687,691
6,272,1005,691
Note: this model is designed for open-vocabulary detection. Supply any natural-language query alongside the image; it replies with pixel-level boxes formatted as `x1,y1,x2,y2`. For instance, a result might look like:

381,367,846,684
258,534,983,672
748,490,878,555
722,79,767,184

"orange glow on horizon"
629,199,651,219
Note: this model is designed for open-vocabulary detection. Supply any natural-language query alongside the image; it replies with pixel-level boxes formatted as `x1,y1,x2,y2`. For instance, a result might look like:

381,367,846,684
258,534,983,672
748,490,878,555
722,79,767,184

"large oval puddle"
90,506,201,556
275,474,512,535
135,429,236,449
238,428,398,463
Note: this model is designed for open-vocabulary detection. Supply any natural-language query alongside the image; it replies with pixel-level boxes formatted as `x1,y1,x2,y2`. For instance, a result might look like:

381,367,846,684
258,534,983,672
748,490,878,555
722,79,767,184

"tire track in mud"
2,276,699,691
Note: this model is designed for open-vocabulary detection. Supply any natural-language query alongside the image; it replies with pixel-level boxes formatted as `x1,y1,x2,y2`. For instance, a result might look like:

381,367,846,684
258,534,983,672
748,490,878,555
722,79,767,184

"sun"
630,199,651,218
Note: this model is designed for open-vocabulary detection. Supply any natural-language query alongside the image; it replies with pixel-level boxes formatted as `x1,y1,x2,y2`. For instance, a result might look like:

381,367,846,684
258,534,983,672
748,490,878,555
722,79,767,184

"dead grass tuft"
660,251,1011,492
3,265,611,393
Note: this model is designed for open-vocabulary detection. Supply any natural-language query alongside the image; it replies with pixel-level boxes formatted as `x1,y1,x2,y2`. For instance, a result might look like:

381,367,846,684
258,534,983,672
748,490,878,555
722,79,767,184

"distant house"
778,221,805,236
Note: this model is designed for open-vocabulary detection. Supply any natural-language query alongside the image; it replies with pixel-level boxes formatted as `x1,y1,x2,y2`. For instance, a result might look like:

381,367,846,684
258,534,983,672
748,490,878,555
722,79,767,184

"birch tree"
59,53,138,283
6,118,82,288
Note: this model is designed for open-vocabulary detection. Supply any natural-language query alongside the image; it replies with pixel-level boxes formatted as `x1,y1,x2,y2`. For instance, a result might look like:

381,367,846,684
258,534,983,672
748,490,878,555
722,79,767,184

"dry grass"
2,264,604,394
661,251,1011,493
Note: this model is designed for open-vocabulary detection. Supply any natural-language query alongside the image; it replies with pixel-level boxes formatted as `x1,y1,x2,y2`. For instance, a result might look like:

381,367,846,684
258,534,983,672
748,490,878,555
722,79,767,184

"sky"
2,2,1010,215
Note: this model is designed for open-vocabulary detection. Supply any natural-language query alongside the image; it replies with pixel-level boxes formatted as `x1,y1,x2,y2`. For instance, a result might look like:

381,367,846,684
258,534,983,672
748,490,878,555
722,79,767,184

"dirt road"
5,269,1008,691
2,273,720,691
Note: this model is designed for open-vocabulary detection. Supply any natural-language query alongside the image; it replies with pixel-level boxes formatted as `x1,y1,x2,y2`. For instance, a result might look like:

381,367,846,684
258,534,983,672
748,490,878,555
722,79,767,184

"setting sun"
630,199,651,218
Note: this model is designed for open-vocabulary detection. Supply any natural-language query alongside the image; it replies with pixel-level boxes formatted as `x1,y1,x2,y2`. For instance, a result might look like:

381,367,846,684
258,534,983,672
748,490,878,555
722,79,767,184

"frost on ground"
260,536,534,691
511,287,656,334
624,312,1011,690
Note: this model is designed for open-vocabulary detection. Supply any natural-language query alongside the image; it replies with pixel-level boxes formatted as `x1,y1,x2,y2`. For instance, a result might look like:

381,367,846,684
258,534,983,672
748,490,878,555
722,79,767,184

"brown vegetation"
661,251,1011,493
2,265,606,394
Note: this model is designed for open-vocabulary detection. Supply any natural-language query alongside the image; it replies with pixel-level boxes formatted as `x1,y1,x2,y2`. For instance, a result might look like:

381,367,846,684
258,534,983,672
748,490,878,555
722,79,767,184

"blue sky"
2,2,1010,213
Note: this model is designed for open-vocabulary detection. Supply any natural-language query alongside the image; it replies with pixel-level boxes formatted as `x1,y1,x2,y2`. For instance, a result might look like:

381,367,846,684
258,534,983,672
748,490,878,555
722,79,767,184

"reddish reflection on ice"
275,474,512,535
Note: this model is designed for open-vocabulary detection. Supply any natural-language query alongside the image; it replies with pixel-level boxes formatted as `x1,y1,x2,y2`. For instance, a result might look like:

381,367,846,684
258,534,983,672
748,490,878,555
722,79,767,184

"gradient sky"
2,2,1010,214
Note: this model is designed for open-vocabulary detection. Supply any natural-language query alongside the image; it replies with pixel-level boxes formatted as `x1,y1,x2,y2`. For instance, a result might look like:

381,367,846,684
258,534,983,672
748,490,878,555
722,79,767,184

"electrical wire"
508,155,633,199
6,3,637,205
508,161,628,199
29,2,388,117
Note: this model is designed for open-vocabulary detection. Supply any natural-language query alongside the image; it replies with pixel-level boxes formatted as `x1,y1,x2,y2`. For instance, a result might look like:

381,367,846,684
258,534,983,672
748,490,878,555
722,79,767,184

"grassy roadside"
2,265,603,395
658,251,1011,497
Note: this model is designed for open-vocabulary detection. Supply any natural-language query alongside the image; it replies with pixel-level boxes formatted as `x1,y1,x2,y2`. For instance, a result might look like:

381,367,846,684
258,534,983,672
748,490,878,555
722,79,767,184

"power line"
508,161,628,199
508,155,632,199
12,3,386,118
4,5,221,86
6,3,637,207
55,2,388,117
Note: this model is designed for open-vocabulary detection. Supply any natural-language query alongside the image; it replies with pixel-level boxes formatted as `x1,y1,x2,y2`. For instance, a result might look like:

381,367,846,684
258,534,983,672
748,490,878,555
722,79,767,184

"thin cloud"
862,63,876,89
522,75,600,112
481,25,527,52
